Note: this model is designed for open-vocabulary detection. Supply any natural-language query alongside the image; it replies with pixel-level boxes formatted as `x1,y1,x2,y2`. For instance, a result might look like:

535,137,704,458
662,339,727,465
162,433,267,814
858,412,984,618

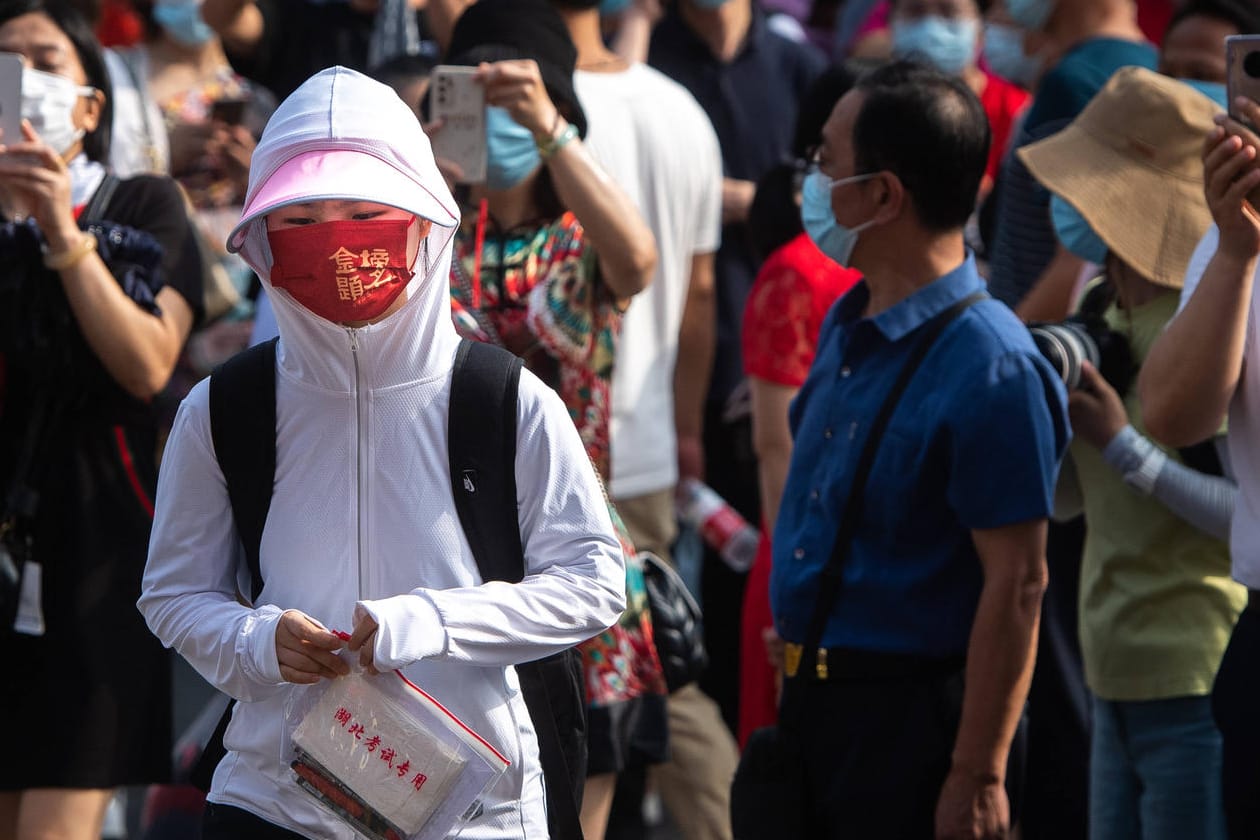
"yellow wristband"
43,232,97,271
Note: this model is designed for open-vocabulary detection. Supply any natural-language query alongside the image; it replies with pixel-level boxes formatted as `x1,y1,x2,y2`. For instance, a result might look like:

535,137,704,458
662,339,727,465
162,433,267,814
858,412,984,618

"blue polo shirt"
770,255,1069,656
649,10,822,408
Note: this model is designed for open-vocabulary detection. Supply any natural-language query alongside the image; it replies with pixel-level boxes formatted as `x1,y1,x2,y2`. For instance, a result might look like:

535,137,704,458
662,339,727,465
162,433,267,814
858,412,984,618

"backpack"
197,337,586,840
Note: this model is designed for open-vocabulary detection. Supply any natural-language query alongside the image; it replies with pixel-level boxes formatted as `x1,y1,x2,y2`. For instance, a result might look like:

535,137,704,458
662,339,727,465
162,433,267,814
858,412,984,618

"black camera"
1028,283,1135,393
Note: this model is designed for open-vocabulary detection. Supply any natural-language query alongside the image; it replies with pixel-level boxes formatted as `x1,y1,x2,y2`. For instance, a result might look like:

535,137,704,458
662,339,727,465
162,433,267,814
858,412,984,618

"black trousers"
1213,595,1260,839
778,654,965,839
202,803,308,839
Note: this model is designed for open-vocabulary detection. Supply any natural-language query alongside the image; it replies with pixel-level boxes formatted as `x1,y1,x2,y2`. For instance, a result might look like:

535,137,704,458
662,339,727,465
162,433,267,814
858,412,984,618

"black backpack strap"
448,339,525,583
448,338,585,840
80,174,119,226
191,338,278,793
208,337,279,601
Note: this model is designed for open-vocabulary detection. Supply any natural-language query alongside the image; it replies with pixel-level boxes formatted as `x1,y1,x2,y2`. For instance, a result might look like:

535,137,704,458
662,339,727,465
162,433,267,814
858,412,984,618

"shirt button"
824,428,833,439
793,548,805,559
840,366,852,378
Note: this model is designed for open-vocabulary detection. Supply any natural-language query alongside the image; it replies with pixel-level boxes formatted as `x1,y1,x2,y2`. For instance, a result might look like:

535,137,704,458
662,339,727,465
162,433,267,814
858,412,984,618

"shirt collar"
661,5,767,63
837,252,985,343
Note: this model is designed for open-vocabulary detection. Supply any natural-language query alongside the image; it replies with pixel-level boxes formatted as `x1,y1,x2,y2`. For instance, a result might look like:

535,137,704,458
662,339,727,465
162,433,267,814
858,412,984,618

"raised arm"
1140,116,1260,448
0,125,195,399
479,60,657,301
201,0,265,57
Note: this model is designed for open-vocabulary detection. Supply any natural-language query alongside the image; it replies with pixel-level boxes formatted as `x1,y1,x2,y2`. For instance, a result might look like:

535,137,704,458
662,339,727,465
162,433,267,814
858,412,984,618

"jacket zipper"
349,327,367,600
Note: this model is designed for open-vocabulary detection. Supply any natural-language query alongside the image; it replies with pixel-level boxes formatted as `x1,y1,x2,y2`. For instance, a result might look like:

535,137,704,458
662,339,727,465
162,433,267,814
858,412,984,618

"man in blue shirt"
770,61,1069,838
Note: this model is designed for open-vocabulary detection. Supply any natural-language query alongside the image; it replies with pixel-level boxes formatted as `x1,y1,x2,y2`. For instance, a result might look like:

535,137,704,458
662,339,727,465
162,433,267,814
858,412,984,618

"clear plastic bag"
284,652,509,840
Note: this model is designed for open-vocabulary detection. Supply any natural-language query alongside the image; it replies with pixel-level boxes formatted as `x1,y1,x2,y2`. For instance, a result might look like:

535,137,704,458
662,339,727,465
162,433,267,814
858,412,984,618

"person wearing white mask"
765,59,1068,839
888,0,1029,198
0,1,204,837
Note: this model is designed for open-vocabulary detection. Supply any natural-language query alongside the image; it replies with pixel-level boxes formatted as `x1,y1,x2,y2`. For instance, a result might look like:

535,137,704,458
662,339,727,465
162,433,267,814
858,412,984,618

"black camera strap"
796,290,985,681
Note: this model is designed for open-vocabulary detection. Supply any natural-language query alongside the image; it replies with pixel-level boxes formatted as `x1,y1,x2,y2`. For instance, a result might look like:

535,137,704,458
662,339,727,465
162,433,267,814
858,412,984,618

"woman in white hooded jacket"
138,66,627,839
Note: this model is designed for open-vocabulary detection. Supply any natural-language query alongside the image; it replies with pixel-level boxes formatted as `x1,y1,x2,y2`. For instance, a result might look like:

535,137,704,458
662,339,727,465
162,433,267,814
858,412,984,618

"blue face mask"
1050,194,1107,265
1181,78,1228,109
153,0,215,47
485,106,541,192
600,0,631,14
800,168,878,268
1006,0,1053,31
691,0,730,9
891,16,978,76
983,22,1038,87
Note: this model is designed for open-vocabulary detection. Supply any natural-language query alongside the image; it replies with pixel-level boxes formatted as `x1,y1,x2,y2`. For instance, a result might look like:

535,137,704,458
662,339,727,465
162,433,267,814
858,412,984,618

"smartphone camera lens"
1245,51,1260,79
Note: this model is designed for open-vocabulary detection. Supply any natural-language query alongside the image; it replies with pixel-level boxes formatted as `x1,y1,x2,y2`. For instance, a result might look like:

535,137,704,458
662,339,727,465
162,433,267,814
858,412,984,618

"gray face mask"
21,68,94,155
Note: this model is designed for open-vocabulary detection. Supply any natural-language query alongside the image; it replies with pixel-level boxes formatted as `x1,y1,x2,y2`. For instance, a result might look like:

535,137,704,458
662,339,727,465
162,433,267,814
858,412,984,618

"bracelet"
42,232,97,271
538,122,579,161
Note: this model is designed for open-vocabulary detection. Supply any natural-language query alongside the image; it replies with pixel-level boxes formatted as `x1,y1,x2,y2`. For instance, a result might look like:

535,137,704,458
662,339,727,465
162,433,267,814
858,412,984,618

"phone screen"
0,52,23,146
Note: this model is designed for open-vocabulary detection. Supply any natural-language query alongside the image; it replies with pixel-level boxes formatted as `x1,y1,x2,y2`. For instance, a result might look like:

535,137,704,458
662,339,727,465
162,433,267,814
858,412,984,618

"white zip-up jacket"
139,68,626,839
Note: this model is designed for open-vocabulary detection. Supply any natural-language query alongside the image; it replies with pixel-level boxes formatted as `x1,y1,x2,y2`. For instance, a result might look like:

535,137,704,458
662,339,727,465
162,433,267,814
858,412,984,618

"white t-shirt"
1179,224,1260,587
575,64,723,499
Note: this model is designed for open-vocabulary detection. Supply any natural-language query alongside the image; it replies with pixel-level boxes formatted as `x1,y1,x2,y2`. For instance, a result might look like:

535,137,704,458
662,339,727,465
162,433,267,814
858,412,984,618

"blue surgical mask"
1006,0,1053,31
485,106,541,191
891,16,978,76
600,0,631,14
983,22,1038,87
800,168,878,268
153,0,215,47
1181,78,1228,109
1050,194,1107,265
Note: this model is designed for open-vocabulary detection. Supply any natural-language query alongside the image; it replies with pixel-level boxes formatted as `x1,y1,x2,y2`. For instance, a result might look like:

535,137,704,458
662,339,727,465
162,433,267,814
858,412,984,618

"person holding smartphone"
1139,90,1260,838
0,1,204,836
436,2,665,837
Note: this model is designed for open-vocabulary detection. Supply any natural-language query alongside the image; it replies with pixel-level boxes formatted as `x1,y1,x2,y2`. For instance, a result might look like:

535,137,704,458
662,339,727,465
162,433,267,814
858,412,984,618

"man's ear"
870,171,906,226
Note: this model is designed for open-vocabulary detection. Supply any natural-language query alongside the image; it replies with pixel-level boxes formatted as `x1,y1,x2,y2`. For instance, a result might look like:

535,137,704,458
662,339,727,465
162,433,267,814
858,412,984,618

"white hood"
231,66,462,388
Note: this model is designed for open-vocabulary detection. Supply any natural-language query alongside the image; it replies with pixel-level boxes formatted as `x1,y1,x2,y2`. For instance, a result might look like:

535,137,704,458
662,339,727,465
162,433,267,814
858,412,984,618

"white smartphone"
0,52,23,146
430,65,487,185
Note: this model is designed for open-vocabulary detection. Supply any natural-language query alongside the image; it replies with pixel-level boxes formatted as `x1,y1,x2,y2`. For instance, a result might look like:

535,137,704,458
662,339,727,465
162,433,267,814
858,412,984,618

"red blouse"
742,232,861,387
979,71,1031,194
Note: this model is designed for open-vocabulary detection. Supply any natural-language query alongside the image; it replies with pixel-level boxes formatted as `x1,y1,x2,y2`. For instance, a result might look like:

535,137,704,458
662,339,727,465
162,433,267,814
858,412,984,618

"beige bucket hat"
1018,66,1220,289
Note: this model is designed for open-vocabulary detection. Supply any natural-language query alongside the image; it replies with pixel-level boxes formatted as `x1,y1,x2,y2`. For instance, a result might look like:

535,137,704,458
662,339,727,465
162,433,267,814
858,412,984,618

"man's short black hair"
1168,0,1260,38
851,60,989,232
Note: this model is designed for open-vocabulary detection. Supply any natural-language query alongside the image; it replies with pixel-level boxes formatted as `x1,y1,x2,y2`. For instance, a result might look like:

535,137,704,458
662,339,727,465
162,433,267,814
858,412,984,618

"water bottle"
676,478,759,573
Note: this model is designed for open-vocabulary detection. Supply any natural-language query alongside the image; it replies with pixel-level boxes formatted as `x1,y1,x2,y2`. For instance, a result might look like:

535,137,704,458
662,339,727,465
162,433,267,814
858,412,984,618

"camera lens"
1029,322,1100,390
1245,50,1260,79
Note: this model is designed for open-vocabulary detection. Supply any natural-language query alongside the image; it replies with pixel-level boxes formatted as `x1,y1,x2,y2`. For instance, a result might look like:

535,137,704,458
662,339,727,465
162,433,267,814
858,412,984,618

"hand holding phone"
429,65,487,185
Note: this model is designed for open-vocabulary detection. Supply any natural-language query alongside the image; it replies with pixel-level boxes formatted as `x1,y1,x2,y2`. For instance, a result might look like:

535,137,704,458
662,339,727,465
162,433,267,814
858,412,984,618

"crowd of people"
3,0,1260,838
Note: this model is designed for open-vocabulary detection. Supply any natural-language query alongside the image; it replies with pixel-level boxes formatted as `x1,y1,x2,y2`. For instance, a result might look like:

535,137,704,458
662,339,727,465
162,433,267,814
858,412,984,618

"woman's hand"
275,609,351,684
1067,362,1128,450
0,120,77,249
347,606,381,675
1205,106,1260,264
477,60,561,140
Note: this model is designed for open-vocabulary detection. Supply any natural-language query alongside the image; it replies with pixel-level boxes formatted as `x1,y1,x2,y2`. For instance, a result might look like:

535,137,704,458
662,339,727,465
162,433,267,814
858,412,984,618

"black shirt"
649,9,822,409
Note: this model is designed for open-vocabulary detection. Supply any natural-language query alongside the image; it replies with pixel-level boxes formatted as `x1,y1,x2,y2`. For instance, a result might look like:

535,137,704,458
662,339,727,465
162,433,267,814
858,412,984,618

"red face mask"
267,217,416,323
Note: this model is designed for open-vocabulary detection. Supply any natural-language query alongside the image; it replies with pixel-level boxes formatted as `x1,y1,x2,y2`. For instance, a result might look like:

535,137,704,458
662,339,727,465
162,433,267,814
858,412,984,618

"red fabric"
268,218,413,324
97,0,144,48
741,232,860,389
739,531,776,747
979,72,1031,194
736,234,858,745
1138,0,1174,46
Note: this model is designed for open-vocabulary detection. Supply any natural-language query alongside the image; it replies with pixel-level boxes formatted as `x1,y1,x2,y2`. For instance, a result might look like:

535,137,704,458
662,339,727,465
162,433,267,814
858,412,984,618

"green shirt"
1071,290,1245,701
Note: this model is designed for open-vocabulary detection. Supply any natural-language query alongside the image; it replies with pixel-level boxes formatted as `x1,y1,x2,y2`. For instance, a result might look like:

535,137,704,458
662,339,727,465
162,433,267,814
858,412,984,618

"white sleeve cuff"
237,604,287,686
355,593,447,670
